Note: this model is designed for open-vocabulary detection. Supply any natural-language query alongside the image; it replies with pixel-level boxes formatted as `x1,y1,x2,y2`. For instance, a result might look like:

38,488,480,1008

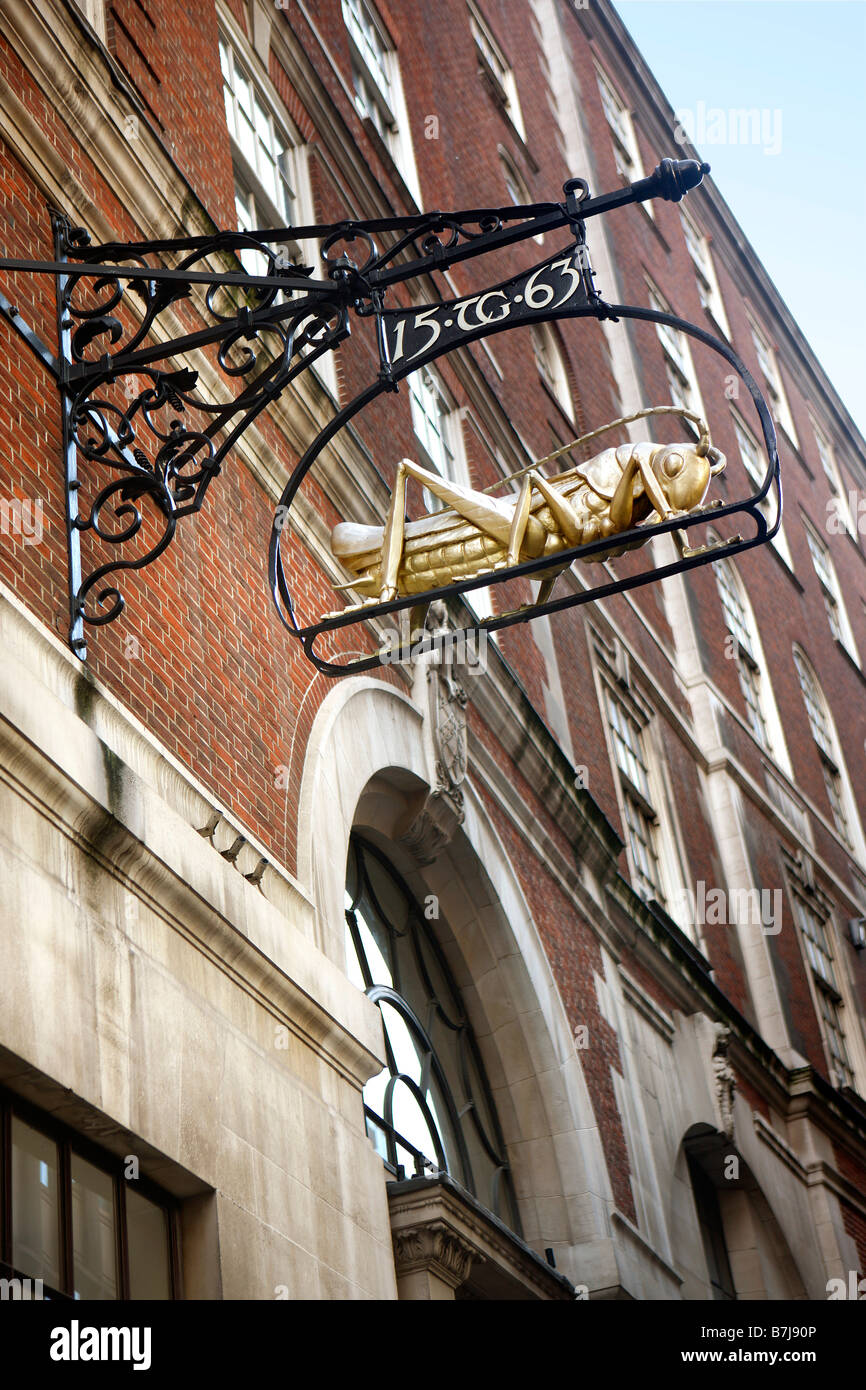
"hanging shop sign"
0,157,780,675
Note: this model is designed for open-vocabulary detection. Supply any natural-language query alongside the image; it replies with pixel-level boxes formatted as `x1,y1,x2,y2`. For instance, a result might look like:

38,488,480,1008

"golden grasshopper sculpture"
329,407,725,618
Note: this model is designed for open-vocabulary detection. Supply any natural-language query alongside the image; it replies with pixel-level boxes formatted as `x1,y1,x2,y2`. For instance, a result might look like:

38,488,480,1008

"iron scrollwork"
0,157,782,669
48,214,349,651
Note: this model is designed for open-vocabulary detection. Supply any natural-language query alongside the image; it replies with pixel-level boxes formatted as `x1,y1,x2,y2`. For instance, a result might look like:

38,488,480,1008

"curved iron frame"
271,301,779,675
0,157,780,671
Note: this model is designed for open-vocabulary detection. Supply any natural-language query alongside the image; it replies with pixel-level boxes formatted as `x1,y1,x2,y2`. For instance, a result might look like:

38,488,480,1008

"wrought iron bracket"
0,156,781,672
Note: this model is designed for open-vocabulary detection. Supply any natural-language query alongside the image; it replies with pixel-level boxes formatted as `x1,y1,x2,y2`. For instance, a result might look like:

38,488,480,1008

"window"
714,559,775,750
468,3,525,139
408,365,465,508
791,895,854,1089
500,149,543,243
221,37,298,232
748,318,798,448
344,836,521,1232
681,210,730,339
220,31,338,397
688,1153,736,1300
731,409,793,568
596,66,648,204
793,647,863,851
531,323,572,418
648,284,704,425
0,1093,177,1300
804,522,860,663
812,418,855,536
342,0,420,201
605,689,665,904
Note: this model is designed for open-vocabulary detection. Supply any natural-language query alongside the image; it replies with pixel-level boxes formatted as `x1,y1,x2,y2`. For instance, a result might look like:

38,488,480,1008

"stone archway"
297,676,616,1290
674,1123,808,1300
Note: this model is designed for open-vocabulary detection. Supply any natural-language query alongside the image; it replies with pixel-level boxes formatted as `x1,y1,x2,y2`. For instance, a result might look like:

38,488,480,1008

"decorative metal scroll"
0,157,781,670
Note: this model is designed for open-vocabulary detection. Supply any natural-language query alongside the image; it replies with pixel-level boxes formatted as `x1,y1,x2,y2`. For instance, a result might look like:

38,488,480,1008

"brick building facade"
0,0,864,1300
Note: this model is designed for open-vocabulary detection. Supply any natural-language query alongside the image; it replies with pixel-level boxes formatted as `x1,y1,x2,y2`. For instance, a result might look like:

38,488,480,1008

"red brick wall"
2,0,865,1208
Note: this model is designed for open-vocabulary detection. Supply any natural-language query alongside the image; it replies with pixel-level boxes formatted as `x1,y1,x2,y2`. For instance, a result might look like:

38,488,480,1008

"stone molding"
392,1221,479,1290
387,1175,575,1300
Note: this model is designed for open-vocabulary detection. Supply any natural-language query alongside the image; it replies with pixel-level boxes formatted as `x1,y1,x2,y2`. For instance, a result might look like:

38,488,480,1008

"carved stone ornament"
712,1022,737,1140
392,1219,480,1289
398,602,467,865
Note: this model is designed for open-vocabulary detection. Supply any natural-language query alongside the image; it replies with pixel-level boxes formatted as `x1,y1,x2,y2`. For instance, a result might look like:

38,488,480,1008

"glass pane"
127,1189,170,1300
364,848,410,935
355,903,393,987
11,1118,60,1288
71,1154,117,1300
237,111,256,168
235,65,253,120
389,1078,438,1167
380,1000,424,1085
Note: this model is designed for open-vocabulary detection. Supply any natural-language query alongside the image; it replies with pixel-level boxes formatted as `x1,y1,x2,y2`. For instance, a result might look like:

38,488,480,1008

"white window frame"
731,408,793,569
599,677,691,935
468,2,526,140
647,282,704,427
407,364,467,497
713,554,791,772
219,23,338,401
680,208,730,339
792,646,866,859
341,0,421,204
595,65,652,219
790,891,856,1091
748,316,798,448
811,416,856,537
531,322,572,420
803,520,860,665
221,36,300,231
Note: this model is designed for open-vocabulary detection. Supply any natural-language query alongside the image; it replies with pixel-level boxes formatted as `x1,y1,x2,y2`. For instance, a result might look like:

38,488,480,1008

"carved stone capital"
398,785,465,865
392,1219,480,1289
712,1023,737,1141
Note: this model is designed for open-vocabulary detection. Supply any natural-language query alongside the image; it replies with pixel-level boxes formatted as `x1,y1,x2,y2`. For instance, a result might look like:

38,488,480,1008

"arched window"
714,557,789,769
344,836,521,1232
687,1151,736,1301
793,647,865,855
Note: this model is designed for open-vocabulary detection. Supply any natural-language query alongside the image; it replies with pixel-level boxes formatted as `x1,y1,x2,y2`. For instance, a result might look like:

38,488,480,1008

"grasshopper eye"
662,452,684,478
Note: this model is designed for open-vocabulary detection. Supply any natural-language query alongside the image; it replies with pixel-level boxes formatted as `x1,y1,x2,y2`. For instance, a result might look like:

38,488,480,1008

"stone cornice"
0,584,385,1093
387,1173,575,1299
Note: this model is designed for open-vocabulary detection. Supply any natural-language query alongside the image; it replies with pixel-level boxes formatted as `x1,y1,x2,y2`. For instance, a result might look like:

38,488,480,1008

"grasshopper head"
648,443,725,515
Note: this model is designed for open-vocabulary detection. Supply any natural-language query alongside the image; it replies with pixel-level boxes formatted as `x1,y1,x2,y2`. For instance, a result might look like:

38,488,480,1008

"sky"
610,0,866,438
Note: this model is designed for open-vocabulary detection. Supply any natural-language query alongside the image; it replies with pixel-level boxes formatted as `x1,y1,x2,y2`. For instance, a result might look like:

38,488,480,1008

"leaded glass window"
605,689,666,904
791,896,854,1090
792,648,854,846
714,560,773,751
345,836,521,1233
